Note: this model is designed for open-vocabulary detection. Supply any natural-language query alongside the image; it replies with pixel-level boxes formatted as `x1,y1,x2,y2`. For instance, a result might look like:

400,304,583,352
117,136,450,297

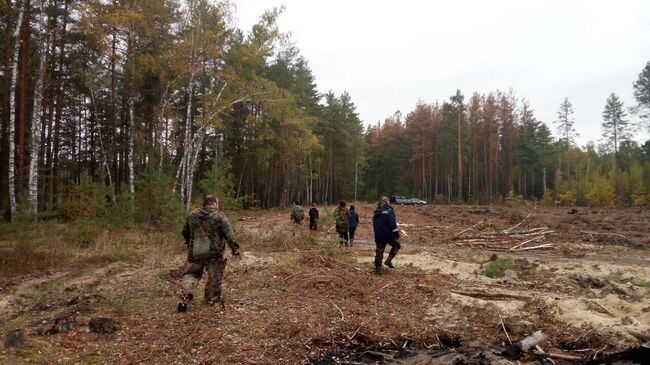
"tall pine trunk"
457,103,462,202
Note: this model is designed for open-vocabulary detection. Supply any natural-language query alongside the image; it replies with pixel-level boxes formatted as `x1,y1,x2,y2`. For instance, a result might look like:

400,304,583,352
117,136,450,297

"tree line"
1,0,649,222
364,86,650,207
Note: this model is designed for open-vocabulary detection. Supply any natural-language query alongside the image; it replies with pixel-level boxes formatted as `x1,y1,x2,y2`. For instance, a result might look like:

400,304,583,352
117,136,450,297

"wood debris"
453,214,556,251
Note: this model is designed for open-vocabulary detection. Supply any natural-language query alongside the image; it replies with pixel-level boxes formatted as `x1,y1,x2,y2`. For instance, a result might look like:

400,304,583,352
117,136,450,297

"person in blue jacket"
348,205,359,246
372,196,400,275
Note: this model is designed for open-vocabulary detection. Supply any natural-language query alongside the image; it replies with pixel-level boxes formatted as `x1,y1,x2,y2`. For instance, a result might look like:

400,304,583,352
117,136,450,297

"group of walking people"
177,194,402,312
291,200,359,246
291,196,401,275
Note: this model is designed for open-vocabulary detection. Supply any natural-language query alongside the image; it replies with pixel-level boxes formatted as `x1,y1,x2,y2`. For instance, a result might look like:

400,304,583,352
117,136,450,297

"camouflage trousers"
180,257,227,305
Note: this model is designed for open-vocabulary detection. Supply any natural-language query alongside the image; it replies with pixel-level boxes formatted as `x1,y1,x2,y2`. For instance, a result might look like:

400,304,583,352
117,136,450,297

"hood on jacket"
373,203,392,217
197,207,217,219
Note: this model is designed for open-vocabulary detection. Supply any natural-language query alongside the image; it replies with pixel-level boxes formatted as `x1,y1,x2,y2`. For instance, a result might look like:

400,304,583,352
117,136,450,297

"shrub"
483,258,514,278
586,177,615,207
632,192,649,207
58,173,111,219
198,152,242,209
134,167,184,229
542,189,555,206
505,191,524,206
558,190,577,206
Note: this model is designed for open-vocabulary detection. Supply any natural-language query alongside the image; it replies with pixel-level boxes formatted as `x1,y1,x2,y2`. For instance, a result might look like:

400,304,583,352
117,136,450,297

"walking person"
348,205,359,246
308,203,319,231
334,200,350,246
290,201,305,235
178,194,241,312
372,196,401,275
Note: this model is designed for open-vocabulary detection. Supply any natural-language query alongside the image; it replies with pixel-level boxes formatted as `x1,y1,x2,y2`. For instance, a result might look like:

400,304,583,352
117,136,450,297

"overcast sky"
234,0,650,146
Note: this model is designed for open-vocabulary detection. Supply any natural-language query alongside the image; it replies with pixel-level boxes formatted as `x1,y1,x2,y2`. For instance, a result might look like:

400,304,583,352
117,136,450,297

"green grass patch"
79,354,109,364
483,257,514,278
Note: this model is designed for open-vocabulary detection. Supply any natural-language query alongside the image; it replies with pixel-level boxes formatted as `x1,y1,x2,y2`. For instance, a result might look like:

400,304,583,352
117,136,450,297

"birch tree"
28,0,50,215
7,1,26,220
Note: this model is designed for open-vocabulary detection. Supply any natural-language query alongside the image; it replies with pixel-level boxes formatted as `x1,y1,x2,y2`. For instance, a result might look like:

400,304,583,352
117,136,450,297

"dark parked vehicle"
390,196,428,206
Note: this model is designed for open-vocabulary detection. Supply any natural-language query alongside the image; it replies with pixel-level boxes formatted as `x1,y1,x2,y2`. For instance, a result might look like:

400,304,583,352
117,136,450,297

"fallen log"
504,230,554,238
450,289,532,301
463,229,554,240
508,235,545,251
502,331,547,359
581,231,628,239
516,243,554,251
590,301,616,317
628,330,650,342
529,350,582,361
472,227,551,238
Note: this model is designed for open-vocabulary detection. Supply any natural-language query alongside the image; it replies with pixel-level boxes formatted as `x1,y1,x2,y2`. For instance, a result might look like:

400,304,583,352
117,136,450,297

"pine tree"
601,92,631,199
554,97,577,147
633,60,650,130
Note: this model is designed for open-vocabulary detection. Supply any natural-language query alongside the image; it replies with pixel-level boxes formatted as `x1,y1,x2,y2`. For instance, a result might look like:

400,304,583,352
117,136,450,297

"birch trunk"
28,0,49,215
178,0,196,207
89,88,116,202
8,1,26,220
185,128,205,210
127,24,135,196
128,97,135,195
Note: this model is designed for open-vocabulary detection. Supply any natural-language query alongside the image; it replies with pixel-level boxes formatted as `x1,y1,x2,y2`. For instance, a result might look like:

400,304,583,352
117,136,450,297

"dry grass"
0,219,181,280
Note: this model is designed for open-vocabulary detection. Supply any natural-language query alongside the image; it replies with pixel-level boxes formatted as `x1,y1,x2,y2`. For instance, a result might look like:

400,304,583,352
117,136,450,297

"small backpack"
291,206,304,223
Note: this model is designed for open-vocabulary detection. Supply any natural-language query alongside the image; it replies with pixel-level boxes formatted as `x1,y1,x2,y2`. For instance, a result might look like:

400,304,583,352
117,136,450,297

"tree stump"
89,318,117,334
4,329,25,349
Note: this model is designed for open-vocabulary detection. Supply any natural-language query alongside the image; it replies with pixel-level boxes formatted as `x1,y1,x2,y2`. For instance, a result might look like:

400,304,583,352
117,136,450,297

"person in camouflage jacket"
178,194,240,312
334,200,351,246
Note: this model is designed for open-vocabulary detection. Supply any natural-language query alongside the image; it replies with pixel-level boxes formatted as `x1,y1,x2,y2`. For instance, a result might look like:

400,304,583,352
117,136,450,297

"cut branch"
453,220,485,240
504,213,531,233
450,289,532,301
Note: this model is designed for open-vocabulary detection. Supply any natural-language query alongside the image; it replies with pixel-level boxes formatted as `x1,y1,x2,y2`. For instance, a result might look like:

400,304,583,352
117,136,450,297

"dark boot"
384,255,395,269
375,266,383,275
177,292,194,312
177,302,188,312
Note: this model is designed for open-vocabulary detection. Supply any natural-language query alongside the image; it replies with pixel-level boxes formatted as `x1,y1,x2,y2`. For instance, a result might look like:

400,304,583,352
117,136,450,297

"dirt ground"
1,204,649,364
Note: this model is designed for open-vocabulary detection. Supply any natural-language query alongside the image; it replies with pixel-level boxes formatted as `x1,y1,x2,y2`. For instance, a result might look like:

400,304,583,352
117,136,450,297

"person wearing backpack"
178,194,240,312
290,202,305,235
334,200,351,246
348,205,359,246
308,203,319,231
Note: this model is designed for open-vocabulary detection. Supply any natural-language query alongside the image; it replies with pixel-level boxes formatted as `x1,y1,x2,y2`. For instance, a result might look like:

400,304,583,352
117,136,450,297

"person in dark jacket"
348,205,359,246
372,196,400,275
308,203,319,231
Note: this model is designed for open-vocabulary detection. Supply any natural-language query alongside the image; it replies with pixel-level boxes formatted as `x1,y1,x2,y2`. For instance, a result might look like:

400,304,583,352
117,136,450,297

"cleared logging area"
1,205,649,364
